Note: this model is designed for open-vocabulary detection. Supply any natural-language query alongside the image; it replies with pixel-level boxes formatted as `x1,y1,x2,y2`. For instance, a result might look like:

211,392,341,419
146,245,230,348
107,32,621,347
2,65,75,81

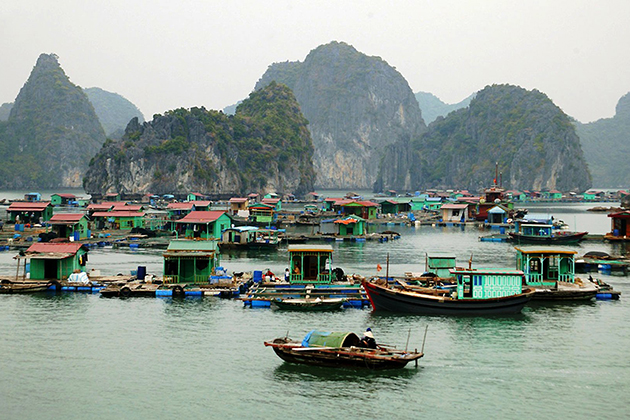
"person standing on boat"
284,268,290,281
360,328,377,349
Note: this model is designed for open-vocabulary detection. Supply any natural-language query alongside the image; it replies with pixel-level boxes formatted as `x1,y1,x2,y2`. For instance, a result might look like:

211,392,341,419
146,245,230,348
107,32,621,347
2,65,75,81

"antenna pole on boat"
386,252,390,281
405,328,411,352
425,253,428,273
421,325,428,354
469,253,473,270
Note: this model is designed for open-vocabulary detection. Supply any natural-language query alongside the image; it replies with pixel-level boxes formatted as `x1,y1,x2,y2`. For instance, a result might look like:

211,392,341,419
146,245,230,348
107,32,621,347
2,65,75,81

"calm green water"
1,203,629,419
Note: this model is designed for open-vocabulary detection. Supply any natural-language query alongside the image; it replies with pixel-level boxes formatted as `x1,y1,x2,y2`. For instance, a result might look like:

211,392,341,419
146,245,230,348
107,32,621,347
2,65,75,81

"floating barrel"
253,270,263,283
156,289,173,297
185,290,203,297
251,300,271,308
137,266,146,280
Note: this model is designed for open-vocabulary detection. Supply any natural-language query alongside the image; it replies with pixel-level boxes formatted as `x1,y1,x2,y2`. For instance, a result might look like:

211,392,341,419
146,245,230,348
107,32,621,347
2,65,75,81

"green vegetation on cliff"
0,53,106,189
377,84,592,192
84,82,315,196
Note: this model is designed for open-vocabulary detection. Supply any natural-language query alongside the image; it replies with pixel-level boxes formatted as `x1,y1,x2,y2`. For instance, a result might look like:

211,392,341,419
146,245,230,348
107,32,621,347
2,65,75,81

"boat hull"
271,298,345,311
265,340,422,370
508,231,588,244
363,281,533,316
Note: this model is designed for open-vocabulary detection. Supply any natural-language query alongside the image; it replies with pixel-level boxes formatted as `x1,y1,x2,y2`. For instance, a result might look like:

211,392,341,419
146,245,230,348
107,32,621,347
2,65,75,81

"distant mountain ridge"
415,91,475,124
255,41,426,189
574,92,630,188
84,87,144,138
0,53,106,189
376,84,592,192
83,82,315,197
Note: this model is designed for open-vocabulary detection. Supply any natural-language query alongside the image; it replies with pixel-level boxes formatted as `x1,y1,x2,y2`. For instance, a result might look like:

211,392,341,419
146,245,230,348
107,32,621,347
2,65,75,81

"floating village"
1,183,629,369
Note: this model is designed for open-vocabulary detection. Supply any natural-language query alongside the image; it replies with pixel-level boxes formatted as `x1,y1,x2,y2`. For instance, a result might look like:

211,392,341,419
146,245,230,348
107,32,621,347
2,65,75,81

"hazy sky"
1,1,629,123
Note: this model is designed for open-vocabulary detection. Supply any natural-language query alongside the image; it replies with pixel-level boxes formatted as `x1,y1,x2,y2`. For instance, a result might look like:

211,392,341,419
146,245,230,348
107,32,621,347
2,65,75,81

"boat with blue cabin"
363,264,534,315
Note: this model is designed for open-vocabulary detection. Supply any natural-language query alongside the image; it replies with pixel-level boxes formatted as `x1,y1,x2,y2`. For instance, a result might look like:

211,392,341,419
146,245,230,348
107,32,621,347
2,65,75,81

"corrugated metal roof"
49,213,86,222
87,203,114,210
166,239,218,252
8,202,52,211
441,204,469,210
53,193,76,199
91,211,145,217
288,244,333,253
27,243,84,254
167,202,195,210
229,197,248,203
178,211,228,223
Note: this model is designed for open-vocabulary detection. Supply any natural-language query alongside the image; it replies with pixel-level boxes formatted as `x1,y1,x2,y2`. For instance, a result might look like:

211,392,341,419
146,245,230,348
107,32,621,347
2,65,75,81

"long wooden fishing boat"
508,230,588,244
363,279,534,315
270,297,346,311
264,331,424,370
0,280,52,294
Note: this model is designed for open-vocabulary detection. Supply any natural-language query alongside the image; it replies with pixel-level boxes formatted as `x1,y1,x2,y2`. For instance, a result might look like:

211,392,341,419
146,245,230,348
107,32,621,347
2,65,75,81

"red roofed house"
48,213,90,240
7,201,53,224
175,211,232,240
24,242,89,280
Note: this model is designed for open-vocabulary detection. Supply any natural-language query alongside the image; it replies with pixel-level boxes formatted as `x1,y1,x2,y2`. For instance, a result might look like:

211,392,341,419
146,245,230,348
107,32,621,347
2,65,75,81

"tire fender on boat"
120,286,132,297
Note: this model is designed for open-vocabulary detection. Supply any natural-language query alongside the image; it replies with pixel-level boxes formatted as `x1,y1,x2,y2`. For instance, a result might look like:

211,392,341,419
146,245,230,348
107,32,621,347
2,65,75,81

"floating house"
248,203,276,225
440,203,470,222
187,192,207,201
379,199,411,215
24,192,41,202
220,226,280,249
175,211,232,240
288,245,334,284
334,215,366,236
229,197,249,216
545,190,563,201
90,211,145,230
326,199,379,219
516,247,576,286
605,210,630,241
86,203,115,217
23,242,89,280
50,193,77,206
7,201,53,224
166,201,212,220
486,205,510,224
47,213,90,240
261,197,282,211
103,193,120,202
163,240,220,284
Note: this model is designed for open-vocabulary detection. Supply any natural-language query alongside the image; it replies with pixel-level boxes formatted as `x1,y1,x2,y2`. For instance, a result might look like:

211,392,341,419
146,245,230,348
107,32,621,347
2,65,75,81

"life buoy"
507,218,513,224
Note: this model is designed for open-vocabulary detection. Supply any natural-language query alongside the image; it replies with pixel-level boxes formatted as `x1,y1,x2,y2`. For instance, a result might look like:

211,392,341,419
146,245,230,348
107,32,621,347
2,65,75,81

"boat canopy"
301,331,361,348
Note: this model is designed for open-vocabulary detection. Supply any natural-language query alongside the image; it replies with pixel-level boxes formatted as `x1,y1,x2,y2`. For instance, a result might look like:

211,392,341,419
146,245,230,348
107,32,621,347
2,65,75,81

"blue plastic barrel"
253,270,263,283
156,289,173,297
614,229,620,236
73,231,80,241
137,266,146,280
185,290,203,297
500,227,506,234
251,300,271,308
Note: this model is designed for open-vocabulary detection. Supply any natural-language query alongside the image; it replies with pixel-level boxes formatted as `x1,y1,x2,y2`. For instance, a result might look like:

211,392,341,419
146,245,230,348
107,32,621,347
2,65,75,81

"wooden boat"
509,218,587,244
516,248,599,301
363,267,535,316
264,331,424,370
271,297,346,311
508,230,588,244
0,280,52,294
592,277,621,300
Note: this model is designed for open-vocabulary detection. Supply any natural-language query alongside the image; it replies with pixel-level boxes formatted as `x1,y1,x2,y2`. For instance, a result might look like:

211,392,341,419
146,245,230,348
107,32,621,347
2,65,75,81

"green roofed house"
163,240,220,284
23,242,89,280
47,213,90,240
288,244,334,284
7,201,54,224
175,211,232,240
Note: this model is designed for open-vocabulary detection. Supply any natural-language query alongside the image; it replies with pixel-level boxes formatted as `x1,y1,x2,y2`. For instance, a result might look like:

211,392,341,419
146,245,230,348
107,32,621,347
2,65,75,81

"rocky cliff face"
84,87,145,138
255,41,426,189
0,53,106,189
575,92,630,188
84,82,315,197
376,84,592,192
